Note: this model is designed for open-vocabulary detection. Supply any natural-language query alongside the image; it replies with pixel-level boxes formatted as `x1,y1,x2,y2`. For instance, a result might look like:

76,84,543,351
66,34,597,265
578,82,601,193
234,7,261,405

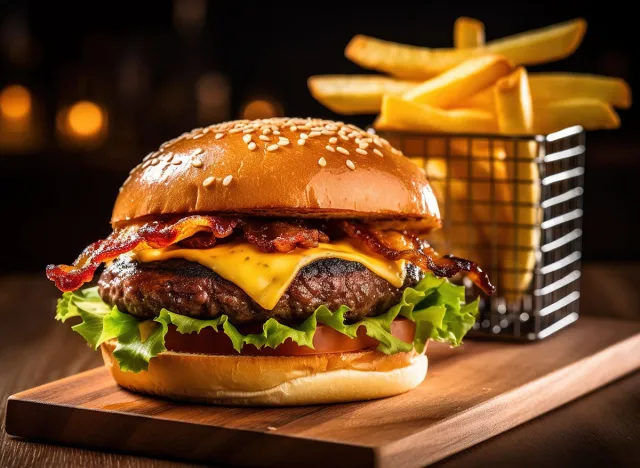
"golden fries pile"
308,17,630,133
308,18,631,301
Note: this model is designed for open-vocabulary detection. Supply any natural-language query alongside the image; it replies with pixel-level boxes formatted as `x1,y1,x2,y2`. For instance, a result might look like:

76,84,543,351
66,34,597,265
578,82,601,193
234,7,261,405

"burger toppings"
46,215,493,297
57,272,478,373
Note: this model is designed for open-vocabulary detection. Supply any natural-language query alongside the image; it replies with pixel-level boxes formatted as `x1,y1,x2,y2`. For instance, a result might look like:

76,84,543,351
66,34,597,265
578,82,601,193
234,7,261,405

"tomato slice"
164,319,416,356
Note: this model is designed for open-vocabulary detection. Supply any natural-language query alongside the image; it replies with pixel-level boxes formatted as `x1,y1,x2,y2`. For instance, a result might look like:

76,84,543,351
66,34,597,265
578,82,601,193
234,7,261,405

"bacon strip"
46,216,239,292
243,221,329,253
340,222,495,295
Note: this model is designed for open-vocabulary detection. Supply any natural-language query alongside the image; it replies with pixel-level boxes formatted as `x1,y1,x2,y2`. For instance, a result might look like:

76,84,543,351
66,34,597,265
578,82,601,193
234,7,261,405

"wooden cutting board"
6,317,640,468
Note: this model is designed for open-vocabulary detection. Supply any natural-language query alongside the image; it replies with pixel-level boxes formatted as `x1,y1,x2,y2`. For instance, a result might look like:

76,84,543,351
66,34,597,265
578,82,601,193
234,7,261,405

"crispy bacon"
46,215,239,292
46,216,331,292
243,221,330,253
340,222,495,295
47,214,494,296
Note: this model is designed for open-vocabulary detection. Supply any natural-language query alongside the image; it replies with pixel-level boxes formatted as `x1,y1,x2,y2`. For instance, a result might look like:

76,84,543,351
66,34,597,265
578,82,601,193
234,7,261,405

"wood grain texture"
5,316,640,468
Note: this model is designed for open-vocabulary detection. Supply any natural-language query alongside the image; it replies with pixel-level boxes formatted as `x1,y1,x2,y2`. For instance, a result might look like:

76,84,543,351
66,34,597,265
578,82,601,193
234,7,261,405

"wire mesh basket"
378,126,585,341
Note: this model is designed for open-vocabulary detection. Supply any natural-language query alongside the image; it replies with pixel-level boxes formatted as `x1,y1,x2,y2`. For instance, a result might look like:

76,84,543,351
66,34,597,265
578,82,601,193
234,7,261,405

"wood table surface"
1,263,639,468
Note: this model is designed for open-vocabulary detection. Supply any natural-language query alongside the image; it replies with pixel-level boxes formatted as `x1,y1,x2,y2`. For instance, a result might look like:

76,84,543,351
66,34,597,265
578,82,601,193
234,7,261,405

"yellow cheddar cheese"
135,241,406,310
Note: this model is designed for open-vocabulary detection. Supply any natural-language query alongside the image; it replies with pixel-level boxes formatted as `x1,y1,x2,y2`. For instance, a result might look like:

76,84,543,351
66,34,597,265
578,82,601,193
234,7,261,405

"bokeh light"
66,101,105,137
0,85,32,120
241,98,282,120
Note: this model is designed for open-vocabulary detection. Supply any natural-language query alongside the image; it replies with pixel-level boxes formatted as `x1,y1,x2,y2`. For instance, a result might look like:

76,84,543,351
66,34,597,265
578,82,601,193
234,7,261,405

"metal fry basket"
379,126,585,341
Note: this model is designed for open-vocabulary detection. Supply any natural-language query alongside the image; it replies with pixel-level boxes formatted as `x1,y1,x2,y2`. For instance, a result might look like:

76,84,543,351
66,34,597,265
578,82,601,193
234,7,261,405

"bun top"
111,118,440,227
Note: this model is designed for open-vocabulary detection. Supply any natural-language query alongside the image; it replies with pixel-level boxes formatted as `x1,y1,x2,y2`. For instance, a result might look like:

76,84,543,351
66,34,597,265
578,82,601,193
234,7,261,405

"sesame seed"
374,138,383,147
222,175,233,186
329,137,337,144
290,125,297,131
273,130,281,135
262,128,271,135
215,133,224,140
192,148,204,156
340,134,349,141
191,158,203,168
259,135,270,141
150,158,160,165
359,142,369,149
318,157,327,167
373,148,383,157
321,130,335,136
229,127,243,134
346,160,356,170
300,133,308,140
193,133,205,140
243,134,252,144
267,144,279,152
325,145,335,152
142,160,152,169
297,139,305,145
336,146,349,155
278,138,290,146
203,176,216,188
248,141,257,151
143,152,154,161
356,148,367,155
325,124,337,131
243,128,255,133
309,131,321,138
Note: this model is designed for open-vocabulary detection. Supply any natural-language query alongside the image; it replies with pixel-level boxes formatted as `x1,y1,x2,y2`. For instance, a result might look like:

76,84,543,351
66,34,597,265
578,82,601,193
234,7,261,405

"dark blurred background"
1,0,638,274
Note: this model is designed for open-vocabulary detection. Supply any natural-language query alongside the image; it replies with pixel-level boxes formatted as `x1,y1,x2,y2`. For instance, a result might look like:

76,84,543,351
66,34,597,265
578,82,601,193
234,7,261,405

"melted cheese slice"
135,241,406,310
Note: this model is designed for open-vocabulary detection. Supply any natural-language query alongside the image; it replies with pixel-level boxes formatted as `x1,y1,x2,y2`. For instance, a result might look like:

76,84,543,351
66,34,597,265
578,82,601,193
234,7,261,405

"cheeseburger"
46,117,494,405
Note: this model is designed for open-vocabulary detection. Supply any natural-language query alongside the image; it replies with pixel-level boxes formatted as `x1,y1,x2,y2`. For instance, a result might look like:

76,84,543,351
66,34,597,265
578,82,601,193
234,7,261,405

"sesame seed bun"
100,340,428,406
111,118,440,228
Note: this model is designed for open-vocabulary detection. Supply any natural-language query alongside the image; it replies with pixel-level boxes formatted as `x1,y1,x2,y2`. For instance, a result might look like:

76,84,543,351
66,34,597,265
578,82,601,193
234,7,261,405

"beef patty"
98,256,423,325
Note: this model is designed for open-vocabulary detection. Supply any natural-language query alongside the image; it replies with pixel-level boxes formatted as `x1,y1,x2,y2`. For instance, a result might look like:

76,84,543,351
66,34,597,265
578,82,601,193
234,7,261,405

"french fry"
345,19,586,79
533,98,620,133
459,87,495,111
460,73,631,116
494,67,541,301
530,73,631,109
378,94,498,133
307,75,418,115
402,55,512,108
454,17,485,49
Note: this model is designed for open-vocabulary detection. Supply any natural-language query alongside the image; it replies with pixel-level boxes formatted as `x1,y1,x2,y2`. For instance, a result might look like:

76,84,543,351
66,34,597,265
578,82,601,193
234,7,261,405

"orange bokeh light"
0,85,32,120
241,98,282,120
66,101,105,137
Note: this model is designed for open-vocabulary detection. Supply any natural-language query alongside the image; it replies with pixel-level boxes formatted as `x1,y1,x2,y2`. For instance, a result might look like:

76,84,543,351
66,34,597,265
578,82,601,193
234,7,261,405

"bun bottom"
100,340,428,406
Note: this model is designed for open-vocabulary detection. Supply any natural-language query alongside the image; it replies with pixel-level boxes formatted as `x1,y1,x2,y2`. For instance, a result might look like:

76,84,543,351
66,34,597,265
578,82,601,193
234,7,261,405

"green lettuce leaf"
154,310,317,353
109,310,167,373
55,274,479,373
